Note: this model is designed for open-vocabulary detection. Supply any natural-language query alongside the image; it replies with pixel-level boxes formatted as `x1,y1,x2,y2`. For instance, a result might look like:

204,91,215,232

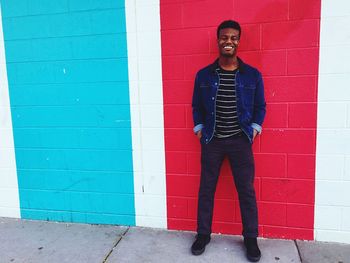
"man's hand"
196,130,202,139
253,129,258,140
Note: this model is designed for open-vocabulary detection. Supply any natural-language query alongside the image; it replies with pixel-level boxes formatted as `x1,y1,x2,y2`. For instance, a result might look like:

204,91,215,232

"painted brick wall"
1,0,136,225
0,6,20,218
315,0,350,243
2,0,350,244
161,0,321,240
124,0,167,228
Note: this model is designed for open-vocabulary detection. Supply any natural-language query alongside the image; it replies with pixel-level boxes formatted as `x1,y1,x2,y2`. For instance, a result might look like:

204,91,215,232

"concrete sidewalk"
0,218,349,263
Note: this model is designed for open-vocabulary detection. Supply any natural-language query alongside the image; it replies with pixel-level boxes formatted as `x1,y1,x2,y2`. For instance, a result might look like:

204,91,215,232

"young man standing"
191,20,266,262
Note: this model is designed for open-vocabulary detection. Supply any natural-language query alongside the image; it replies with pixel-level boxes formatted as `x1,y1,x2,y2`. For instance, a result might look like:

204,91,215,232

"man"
191,20,266,262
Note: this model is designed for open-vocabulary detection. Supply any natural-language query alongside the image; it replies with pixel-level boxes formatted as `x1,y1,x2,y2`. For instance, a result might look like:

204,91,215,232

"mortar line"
102,227,130,263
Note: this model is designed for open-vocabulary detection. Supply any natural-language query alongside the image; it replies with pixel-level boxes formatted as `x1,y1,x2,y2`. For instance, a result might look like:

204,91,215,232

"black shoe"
191,234,211,255
244,237,261,262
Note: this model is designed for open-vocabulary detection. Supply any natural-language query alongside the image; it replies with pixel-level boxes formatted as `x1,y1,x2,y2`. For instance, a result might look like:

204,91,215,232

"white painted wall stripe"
0,5,21,218
125,0,167,228
315,0,350,244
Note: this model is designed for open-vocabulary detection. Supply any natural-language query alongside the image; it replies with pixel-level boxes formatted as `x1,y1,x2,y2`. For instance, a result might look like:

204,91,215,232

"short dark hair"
217,20,241,39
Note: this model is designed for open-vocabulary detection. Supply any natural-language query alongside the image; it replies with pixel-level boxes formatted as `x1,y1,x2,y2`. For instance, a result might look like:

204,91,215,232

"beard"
221,51,235,57
220,49,237,57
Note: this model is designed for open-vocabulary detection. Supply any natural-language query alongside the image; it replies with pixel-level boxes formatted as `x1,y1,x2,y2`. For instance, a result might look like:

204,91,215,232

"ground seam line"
294,240,303,262
102,227,130,263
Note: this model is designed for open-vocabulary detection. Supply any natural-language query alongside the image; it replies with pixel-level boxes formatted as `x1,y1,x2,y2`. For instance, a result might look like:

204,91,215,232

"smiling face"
217,28,240,58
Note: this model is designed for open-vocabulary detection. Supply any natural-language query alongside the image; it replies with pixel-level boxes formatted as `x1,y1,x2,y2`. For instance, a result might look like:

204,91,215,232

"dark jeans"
197,133,258,238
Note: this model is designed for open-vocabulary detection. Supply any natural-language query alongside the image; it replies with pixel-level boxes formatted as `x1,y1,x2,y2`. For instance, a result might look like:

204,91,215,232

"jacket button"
212,97,214,100
212,112,214,115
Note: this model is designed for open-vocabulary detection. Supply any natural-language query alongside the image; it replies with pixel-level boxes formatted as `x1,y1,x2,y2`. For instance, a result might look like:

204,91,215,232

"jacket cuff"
251,123,262,134
193,124,204,134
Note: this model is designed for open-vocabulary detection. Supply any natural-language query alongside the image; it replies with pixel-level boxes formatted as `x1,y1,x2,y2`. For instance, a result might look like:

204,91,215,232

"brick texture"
314,1,350,243
161,0,320,240
1,2,136,225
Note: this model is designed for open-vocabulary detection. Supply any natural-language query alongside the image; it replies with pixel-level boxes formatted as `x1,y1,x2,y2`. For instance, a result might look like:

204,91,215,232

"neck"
218,56,239,71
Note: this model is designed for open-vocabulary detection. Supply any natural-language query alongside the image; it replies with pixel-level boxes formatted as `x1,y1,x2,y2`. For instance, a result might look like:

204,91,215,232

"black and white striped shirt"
214,67,241,138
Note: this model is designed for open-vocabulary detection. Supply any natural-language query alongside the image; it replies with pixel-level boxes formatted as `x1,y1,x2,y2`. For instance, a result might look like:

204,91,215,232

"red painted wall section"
161,0,321,240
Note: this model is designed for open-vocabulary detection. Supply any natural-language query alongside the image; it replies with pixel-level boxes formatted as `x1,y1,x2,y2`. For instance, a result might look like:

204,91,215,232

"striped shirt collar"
209,57,246,74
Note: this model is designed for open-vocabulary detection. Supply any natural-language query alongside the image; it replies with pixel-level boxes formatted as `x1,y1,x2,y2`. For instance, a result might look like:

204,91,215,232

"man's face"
217,28,240,58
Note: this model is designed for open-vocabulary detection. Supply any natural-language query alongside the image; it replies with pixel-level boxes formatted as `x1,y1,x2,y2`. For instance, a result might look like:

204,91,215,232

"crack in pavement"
102,227,130,263
294,240,303,262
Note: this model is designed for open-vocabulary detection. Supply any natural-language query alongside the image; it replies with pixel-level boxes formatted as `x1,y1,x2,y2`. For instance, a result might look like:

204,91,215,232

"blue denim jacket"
192,58,266,143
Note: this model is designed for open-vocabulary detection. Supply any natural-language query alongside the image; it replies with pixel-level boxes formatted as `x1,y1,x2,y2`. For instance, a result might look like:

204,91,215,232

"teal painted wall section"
1,0,135,225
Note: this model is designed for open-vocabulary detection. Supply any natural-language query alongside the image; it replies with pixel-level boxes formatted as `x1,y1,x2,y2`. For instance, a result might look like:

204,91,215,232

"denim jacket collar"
209,57,247,74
